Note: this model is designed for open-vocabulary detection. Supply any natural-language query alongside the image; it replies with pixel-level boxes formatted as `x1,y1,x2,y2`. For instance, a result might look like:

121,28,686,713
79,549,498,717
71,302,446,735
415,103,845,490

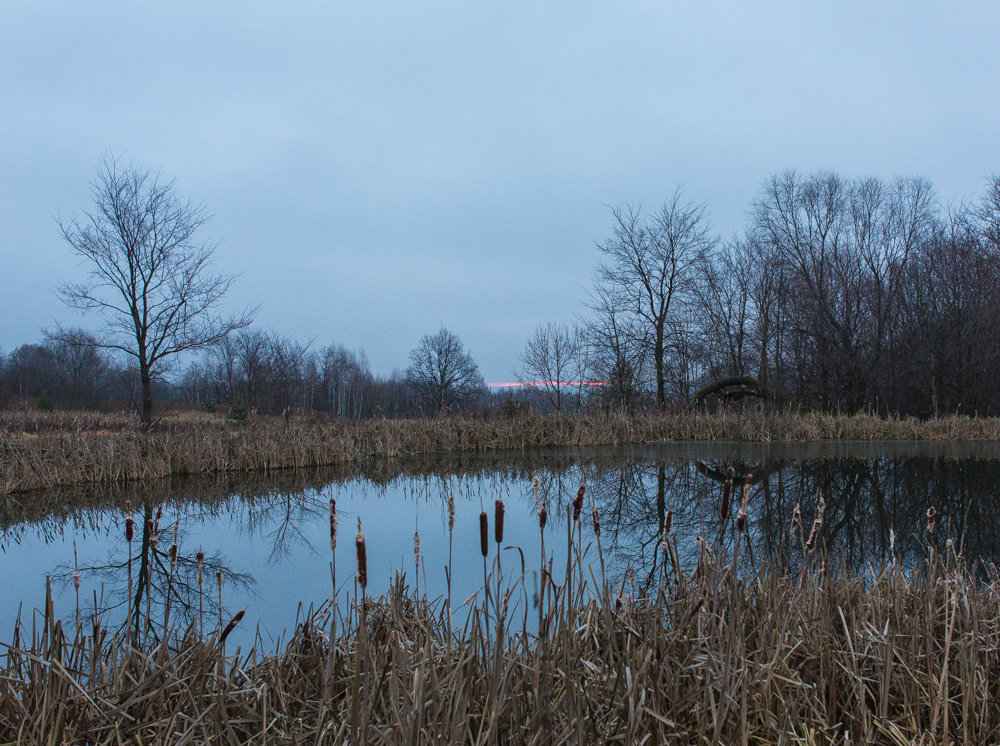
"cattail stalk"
446,492,455,641
125,513,134,641
355,519,367,595
216,571,223,639
73,540,81,631
413,529,421,594
196,550,204,638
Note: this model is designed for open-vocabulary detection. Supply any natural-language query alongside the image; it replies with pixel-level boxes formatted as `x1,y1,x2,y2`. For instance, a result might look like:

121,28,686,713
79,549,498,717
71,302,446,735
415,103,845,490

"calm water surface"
3,440,1000,647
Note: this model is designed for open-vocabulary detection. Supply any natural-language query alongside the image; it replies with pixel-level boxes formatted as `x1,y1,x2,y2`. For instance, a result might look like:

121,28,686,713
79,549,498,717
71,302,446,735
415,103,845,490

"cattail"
479,511,489,557
216,571,223,629
149,519,158,550
572,482,586,521
355,519,367,591
721,467,733,519
805,496,826,552
169,543,178,572
532,476,541,508
219,609,245,646
125,515,134,543
72,540,80,591
660,510,673,554
413,529,420,575
696,535,715,561
494,499,505,544
790,503,801,539
592,504,600,538
197,550,205,587
329,498,337,551
447,493,455,532
927,506,937,535
736,474,752,533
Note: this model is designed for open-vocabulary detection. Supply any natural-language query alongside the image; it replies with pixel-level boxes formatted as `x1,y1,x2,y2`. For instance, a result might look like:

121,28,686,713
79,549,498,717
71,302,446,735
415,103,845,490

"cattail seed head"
721,467,733,519
538,506,547,531
572,482,586,521
479,511,489,557
696,535,715,561
72,540,80,591
494,499,505,544
169,543,178,572
216,571,222,593
790,503,801,538
927,506,937,534
660,510,674,554
197,551,204,587
736,474,752,533
592,505,600,538
219,609,245,646
413,530,420,575
447,493,455,532
329,498,337,551
125,516,134,543
805,494,826,551
355,519,368,590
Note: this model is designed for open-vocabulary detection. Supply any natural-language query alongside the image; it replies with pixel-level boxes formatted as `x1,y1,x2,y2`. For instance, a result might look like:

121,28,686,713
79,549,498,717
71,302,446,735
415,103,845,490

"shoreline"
6,409,1000,495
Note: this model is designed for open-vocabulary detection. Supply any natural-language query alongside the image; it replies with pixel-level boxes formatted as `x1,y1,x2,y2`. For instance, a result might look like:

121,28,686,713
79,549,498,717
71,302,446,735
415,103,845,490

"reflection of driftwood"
694,460,783,486
693,376,770,406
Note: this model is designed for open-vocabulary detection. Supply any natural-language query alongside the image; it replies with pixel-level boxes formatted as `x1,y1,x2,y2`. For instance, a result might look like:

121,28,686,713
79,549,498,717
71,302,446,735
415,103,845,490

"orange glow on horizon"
487,381,607,388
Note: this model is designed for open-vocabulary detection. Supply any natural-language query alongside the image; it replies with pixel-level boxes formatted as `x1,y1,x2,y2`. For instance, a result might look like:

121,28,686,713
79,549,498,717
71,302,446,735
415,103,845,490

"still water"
3,441,1000,647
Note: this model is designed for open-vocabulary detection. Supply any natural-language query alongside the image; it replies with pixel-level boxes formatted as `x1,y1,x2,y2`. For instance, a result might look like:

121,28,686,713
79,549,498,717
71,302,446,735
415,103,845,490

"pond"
3,440,1000,648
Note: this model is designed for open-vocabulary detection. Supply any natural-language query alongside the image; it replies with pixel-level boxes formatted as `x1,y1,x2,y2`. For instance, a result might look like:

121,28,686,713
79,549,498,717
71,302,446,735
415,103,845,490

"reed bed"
2,497,1000,745
6,408,1000,495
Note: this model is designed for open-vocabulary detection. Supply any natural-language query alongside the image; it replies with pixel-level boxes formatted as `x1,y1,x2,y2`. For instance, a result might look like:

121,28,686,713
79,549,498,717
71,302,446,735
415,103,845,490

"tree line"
5,156,1000,419
569,172,1000,416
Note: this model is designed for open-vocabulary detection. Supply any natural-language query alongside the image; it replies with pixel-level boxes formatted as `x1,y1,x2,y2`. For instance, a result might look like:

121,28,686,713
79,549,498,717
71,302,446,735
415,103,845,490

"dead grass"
2,507,998,744
5,408,1000,495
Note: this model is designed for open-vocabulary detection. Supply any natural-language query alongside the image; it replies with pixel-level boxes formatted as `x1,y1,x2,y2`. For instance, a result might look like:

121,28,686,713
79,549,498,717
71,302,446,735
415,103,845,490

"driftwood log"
693,375,771,406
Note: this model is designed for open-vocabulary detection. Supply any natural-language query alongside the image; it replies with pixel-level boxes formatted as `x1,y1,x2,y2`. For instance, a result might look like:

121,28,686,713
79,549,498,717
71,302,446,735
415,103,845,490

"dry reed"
10,408,1000,495
4,528,998,744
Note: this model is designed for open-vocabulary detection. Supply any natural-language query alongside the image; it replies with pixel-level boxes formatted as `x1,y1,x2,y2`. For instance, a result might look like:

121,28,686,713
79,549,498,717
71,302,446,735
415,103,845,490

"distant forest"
4,169,1000,418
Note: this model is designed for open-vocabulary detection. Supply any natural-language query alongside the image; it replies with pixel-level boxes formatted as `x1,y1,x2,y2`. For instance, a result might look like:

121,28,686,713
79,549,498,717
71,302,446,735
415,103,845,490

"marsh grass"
7,408,1000,495
3,500,1000,744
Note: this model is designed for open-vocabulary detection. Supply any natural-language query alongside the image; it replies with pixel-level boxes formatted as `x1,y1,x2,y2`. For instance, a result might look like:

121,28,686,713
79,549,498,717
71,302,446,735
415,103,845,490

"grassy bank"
5,408,1000,495
3,511,998,744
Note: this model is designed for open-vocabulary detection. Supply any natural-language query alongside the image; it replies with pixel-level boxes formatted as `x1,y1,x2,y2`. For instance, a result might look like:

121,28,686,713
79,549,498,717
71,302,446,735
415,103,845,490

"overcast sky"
2,2,999,381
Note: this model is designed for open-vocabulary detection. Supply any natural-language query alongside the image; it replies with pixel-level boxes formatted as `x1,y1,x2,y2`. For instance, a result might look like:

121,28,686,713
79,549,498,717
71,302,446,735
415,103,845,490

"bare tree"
406,327,484,415
56,156,252,425
516,322,586,412
594,192,715,408
43,328,109,407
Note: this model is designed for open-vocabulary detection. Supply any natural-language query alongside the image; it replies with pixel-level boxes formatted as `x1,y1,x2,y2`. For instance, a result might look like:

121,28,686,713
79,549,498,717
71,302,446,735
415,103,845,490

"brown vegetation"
7,408,1000,495
2,507,999,743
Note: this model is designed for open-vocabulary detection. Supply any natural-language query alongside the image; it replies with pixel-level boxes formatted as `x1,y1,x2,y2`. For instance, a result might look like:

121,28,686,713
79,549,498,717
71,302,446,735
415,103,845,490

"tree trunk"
140,359,154,426
654,324,666,410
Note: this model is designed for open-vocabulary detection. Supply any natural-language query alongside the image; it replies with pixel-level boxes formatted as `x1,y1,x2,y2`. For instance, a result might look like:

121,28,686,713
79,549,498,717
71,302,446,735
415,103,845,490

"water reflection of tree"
16,448,1000,637
587,455,1000,588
